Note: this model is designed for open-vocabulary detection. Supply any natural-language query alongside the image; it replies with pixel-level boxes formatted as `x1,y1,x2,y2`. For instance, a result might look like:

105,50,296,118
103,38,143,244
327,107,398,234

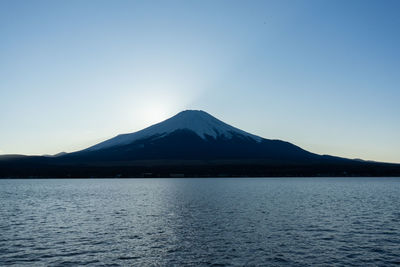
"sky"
0,0,399,163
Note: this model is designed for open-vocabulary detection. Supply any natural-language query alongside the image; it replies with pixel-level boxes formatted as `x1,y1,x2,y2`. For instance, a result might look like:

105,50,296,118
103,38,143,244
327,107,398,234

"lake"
1,178,399,266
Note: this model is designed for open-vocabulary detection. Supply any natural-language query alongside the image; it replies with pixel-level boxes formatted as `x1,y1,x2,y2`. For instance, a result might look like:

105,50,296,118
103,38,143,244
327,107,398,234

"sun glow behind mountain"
125,85,200,129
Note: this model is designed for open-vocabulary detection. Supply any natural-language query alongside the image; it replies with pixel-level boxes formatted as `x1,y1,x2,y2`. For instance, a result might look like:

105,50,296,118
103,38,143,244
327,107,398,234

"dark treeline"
1,159,399,178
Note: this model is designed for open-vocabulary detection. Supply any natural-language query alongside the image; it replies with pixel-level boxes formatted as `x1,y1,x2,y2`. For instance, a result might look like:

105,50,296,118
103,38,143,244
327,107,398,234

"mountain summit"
87,110,262,151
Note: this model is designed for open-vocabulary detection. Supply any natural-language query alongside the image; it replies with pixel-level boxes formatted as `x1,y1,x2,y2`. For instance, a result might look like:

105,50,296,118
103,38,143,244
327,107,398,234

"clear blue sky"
1,0,399,163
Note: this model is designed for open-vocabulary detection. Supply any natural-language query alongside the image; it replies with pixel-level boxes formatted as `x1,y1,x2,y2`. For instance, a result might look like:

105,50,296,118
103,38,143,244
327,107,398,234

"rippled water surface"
1,178,400,266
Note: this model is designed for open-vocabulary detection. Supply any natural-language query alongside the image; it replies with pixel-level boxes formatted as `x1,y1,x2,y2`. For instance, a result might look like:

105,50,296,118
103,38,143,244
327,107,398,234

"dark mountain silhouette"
63,110,321,162
1,110,399,177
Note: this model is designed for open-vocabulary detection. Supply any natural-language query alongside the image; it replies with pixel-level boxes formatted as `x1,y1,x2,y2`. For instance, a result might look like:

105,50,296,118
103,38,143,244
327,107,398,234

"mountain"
86,110,262,151
1,110,399,178
63,110,322,162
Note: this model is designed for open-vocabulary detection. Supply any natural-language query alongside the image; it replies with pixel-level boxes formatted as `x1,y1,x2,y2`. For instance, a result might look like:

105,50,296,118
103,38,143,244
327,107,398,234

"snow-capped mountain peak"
86,110,262,151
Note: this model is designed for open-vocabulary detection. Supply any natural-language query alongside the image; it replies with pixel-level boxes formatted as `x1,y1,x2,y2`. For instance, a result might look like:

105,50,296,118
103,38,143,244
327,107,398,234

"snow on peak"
86,110,263,151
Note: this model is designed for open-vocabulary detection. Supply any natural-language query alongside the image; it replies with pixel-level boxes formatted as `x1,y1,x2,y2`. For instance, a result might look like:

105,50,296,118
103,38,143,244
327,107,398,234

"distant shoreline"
2,176,400,179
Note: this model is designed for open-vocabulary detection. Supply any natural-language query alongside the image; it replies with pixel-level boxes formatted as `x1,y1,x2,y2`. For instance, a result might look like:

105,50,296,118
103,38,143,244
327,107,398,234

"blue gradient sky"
1,0,399,163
